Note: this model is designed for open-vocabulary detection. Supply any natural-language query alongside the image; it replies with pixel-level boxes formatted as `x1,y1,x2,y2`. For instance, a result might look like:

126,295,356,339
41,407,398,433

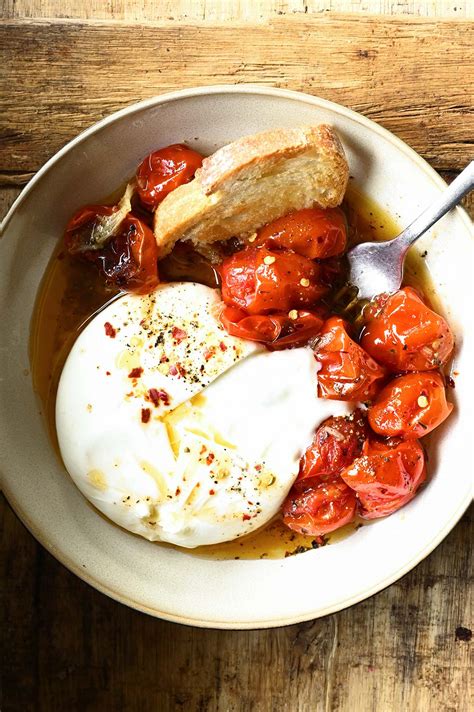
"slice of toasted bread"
154,125,349,258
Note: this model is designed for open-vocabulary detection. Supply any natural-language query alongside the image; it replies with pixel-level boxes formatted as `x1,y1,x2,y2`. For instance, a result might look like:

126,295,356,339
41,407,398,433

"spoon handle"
397,161,474,249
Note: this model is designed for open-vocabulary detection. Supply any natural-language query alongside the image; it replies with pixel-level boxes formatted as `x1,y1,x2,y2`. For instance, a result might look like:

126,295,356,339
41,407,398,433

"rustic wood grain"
1,15,473,185
2,0,472,21
2,494,472,712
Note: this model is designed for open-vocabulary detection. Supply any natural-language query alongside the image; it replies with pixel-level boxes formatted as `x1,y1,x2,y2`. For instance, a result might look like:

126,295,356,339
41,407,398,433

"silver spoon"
347,161,474,301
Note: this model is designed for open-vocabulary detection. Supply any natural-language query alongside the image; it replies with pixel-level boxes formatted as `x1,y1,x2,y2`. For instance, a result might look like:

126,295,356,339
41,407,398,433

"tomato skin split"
368,371,453,439
340,438,426,519
219,246,327,315
296,409,368,483
283,475,357,536
221,306,324,348
65,209,159,294
361,287,454,372
314,316,386,401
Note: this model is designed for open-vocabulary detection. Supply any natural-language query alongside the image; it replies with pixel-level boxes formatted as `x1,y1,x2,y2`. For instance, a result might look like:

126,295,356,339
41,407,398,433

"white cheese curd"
56,282,350,547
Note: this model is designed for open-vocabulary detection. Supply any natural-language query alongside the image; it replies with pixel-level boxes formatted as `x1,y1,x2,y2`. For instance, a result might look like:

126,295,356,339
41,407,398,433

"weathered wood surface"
1,4,473,711
2,492,472,712
2,0,473,21
1,14,473,186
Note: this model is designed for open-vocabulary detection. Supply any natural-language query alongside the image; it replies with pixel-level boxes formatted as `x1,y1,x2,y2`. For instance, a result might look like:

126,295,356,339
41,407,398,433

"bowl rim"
1,84,473,629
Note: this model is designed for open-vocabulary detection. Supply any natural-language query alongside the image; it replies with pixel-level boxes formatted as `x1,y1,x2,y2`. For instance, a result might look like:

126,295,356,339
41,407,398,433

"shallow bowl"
1,86,472,628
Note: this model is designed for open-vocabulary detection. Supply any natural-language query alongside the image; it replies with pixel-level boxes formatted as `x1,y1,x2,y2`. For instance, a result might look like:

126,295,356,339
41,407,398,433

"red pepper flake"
219,342,228,352
209,489,215,495
242,514,251,521
104,322,116,338
200,445,207,455
176,362,186,377
204,347,216,361
206,453,215,466
172,326,187,343
106,371,111,376
128,367,143,379
160,354,168,364
141,408,151,424
175,487,181,496
148,388,170,407
255,464,262,472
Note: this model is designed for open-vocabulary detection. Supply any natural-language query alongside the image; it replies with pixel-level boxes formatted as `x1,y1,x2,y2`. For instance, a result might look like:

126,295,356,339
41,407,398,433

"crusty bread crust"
154,125,349,258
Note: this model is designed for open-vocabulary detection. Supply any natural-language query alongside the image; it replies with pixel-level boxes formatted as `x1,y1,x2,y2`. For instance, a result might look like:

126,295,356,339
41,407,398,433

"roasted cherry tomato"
254,207,347,259
221,306,324,348
368,371,453,439
136,144,203,210
314,316,386,401
297,409,368,483
219,246,327,315
340,438,426,519
118,215,160,293
361,287,454,372
65,208,159,294
283,475,357,536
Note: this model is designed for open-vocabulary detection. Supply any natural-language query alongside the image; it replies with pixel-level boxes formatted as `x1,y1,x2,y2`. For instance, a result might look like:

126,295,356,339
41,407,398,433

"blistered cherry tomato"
219,246,327,315
368,371,453,439
65,208,159,294
254,207,347,259
118,215,159,293
283,476,357,536
340,438,426,519
221,306,324,348
314,316,386,401
361,287,454,372
297,409,368,483
136,144,203,210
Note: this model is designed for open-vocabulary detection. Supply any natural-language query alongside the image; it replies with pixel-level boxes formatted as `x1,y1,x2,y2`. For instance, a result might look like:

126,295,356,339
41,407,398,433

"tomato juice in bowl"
0,86,472,627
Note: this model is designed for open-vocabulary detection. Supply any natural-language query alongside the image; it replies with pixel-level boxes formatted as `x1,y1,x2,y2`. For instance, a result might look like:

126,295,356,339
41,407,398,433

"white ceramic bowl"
1,86,472,629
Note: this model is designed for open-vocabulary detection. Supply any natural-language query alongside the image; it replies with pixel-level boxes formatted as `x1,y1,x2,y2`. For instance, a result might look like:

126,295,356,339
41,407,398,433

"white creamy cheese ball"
56,282,349,547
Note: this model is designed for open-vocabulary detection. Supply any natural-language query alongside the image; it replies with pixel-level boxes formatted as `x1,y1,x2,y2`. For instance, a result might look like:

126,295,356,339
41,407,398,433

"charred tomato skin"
65,207,159,294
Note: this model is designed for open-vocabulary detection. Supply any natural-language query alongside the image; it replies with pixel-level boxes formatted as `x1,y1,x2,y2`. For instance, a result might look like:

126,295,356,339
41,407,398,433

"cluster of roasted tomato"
218,217,455,536
64,144,204,293
64,142,455,539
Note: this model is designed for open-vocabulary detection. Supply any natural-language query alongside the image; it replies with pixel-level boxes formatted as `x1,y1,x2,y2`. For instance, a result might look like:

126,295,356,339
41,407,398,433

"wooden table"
1,3,473,710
